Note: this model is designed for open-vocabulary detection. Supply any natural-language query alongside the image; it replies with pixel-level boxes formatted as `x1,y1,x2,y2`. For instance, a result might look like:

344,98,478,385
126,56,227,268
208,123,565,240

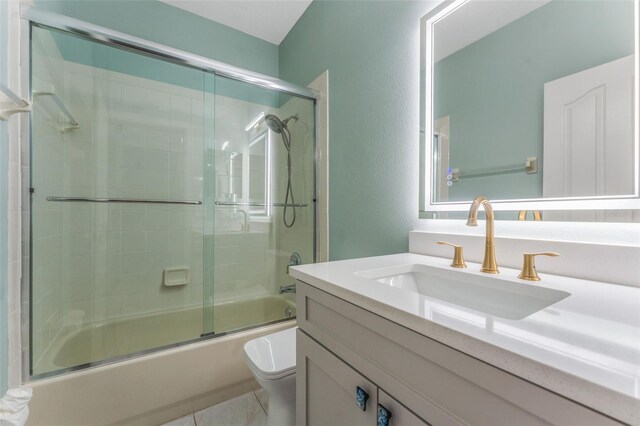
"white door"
434,116,450,202
543,55,635,222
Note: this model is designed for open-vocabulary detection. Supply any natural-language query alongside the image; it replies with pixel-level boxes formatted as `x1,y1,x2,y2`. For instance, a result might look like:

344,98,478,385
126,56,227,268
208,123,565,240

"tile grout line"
191,412,197,426
252,391,268,416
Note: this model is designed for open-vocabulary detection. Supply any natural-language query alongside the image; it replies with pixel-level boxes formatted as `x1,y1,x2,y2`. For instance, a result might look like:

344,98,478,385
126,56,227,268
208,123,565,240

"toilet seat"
244,327,296,380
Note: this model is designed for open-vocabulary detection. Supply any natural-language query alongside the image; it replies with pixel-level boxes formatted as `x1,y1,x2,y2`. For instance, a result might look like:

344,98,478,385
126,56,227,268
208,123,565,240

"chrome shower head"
264,114,284,134
264,114,298,134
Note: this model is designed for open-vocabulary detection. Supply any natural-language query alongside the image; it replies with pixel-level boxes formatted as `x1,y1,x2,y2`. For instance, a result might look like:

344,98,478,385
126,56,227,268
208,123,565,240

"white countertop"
290,253,640,424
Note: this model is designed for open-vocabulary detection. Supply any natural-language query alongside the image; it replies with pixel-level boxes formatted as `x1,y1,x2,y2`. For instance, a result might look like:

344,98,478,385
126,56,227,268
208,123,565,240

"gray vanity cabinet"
297,330,377,426
297,330,429,426
378,390,431,426
295,281,622,426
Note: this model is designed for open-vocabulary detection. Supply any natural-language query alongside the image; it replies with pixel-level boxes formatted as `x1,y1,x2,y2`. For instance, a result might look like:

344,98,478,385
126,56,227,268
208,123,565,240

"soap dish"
163,267,190,287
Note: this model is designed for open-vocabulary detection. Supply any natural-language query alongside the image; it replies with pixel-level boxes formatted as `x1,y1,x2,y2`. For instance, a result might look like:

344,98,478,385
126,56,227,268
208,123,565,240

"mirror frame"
420,0,640,213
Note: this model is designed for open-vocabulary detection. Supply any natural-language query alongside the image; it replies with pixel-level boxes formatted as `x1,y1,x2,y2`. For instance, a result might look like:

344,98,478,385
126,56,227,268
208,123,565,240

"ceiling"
159,0,313,45
434,0,552,62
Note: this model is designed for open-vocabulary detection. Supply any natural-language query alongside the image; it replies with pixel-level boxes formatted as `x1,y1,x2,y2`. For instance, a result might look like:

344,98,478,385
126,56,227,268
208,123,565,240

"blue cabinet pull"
355,386,369,411
378,404,392,426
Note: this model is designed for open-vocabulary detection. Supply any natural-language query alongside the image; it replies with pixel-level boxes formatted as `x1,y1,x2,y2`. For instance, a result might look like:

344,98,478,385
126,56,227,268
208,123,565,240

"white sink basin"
355,264,570,320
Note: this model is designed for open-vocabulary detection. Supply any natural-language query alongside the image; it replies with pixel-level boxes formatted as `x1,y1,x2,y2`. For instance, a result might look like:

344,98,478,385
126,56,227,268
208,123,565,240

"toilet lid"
244,327,296,380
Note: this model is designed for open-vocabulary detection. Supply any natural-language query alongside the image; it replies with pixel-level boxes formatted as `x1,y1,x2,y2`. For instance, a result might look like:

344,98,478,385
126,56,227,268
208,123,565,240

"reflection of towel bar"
33,90,80,133
451,157,537,181
215,201,308,207
0,82,31,121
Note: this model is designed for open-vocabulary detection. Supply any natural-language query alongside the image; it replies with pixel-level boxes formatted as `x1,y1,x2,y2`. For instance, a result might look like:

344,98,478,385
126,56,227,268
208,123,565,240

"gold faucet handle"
518,252,560,281
436,241,467,268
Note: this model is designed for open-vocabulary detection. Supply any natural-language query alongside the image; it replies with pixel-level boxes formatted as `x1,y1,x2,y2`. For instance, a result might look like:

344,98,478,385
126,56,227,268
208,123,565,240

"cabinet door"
378,390,430,426
297,329,377,426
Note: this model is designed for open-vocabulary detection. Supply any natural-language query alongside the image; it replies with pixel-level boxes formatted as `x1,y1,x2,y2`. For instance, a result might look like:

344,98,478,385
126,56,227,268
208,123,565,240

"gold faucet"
466,196,498,274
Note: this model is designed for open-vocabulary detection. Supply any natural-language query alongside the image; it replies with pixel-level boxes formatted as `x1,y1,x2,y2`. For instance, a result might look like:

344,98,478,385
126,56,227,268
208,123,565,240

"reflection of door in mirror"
433,116,450,202
543,55,635,222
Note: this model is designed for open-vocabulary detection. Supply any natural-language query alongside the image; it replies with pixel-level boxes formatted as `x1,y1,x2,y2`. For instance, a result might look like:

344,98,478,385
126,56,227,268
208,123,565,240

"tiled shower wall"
59,61,205,321
274,96,316,290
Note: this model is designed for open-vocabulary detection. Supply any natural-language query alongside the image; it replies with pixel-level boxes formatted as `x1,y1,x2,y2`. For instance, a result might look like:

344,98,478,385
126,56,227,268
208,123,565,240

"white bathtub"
27,296,296,425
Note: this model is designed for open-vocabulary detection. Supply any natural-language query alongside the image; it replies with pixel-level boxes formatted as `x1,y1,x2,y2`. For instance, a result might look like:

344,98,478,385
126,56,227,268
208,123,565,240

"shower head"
264,114,284,134
264,114,298,134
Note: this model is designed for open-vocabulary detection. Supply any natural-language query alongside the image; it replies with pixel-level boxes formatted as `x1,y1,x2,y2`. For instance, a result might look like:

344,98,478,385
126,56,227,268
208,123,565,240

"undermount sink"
355,264,570,320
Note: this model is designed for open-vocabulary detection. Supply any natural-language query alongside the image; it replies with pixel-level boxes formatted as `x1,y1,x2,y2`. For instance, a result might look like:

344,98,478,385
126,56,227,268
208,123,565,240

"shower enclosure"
27,20,315,378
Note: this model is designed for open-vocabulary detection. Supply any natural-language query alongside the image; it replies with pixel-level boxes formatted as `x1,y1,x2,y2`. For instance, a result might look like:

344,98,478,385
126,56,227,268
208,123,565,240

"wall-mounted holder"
33,88,80,133
0,82,31,121
163,267,190,287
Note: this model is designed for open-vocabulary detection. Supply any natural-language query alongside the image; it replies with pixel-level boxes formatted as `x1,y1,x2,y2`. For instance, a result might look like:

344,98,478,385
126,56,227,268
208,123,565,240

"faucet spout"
466,196,498,274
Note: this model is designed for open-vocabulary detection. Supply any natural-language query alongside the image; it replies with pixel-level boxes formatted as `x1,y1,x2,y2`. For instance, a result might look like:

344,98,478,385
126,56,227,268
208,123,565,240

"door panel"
297,330,377,426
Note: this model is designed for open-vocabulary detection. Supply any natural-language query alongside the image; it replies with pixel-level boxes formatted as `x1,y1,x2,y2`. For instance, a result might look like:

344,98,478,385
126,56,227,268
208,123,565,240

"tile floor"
161,389,269,426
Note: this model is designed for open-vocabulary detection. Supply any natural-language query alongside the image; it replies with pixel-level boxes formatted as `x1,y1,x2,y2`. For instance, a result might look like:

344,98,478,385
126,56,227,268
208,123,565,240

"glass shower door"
30,21,315,379
203,76,315,335
30,26,211,377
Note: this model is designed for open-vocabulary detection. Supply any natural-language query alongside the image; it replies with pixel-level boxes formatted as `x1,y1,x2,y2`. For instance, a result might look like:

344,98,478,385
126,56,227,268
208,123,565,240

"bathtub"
27,295,296,425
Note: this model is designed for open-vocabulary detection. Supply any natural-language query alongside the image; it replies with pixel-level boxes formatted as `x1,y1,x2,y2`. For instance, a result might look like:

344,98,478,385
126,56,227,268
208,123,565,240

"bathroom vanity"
291,254,640,425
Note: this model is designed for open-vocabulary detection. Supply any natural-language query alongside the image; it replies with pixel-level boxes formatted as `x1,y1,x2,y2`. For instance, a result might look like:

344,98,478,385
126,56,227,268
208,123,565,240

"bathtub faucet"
279,284,296,294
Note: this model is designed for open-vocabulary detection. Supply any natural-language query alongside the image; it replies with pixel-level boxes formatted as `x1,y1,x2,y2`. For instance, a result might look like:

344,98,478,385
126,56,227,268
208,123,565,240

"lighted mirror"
421,0,640,220
248,131,270,216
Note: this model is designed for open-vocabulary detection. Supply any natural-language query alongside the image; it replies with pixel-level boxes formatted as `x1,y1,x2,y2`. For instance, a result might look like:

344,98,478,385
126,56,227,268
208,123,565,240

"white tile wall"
5,0,23,388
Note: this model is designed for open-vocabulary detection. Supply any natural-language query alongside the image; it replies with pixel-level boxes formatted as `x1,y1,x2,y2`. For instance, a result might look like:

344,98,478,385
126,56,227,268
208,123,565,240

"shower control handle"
287,252,302,274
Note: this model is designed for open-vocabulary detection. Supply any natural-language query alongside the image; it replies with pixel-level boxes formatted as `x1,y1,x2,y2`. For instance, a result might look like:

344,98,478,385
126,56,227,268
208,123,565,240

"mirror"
421,0,640,220
248,131,269,216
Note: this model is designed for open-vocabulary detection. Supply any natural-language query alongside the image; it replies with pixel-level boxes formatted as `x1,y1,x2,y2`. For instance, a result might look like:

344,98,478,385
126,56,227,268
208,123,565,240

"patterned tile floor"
161,390,269,426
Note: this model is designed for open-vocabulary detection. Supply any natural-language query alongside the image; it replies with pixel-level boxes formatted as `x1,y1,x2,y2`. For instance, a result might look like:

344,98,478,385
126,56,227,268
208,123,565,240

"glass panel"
203,72,215,336
205,76,315,335
30,26,207,376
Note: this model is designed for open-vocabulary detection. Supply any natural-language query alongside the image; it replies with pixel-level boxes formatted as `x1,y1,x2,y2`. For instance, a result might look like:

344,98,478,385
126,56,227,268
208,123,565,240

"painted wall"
279,0,438,260
35,0,279,78
0,0,10,396
434,0,634,202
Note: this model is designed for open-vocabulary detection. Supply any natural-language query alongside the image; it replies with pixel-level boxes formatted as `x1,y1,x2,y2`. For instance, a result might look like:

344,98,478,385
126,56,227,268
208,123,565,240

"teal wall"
36,0,279,78
434,0,634,202
0,0,10,397
280,1,436,260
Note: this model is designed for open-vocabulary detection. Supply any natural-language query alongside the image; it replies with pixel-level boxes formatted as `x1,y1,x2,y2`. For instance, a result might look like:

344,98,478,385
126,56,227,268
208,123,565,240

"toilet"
243,327,297,426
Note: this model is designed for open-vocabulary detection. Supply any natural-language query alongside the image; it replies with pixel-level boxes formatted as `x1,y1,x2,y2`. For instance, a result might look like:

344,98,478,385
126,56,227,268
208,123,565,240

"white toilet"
243,327,297,426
